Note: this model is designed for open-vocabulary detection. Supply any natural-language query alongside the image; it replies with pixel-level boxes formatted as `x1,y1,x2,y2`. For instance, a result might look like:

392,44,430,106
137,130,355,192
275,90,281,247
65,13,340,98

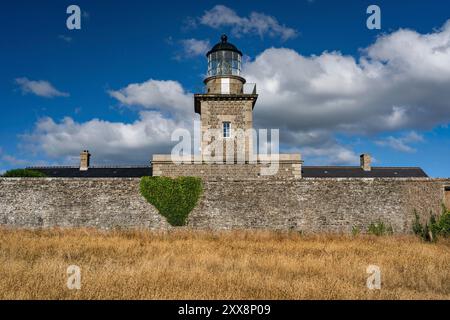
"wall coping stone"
2,177,449,182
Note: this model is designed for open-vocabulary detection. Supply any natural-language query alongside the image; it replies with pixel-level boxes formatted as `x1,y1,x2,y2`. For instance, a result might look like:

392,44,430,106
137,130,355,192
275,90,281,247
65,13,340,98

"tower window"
223,122,231,138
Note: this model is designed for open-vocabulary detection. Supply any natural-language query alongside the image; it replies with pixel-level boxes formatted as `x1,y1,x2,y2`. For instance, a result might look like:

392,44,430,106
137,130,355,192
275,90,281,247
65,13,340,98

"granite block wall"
188,178,448,233
0,178,169,229
152,161,301,179
0,177,448,233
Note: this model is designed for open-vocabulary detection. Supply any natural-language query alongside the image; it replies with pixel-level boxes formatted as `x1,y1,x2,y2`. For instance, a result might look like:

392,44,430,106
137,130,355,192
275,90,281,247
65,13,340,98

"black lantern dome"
206,34,242,56
206,35,242,77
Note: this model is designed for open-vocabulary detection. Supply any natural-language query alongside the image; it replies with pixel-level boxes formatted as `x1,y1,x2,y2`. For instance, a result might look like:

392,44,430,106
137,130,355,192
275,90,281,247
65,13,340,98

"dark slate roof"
27,166,151,178
302,166,428,178
206,34,242,56
27,165,427,178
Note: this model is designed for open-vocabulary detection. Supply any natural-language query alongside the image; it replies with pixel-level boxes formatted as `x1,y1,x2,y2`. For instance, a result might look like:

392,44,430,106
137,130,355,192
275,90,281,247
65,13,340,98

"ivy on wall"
140,176,203,226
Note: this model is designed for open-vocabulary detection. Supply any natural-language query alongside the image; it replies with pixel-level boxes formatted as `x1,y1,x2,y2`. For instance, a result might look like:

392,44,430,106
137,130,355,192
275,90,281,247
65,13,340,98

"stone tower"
194,35,258,162
152,35,302,179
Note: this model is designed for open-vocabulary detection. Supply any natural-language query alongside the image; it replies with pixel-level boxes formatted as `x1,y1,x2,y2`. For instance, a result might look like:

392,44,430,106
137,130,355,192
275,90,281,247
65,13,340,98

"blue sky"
1,0,450,177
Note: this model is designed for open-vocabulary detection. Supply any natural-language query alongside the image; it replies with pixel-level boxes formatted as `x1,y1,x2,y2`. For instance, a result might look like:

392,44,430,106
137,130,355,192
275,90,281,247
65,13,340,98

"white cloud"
15,77,69,98
302,145,360,166
281,130,360,165
108,79,192,118
199,5,298,41
241,20,450,162
375,132,424,153
22,21,450,166
22,78,197,165
179,38,210,58
21,112,190,165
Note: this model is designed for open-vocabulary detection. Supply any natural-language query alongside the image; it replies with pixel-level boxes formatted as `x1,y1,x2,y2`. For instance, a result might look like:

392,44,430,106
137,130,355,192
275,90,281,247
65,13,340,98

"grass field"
0,228,449,300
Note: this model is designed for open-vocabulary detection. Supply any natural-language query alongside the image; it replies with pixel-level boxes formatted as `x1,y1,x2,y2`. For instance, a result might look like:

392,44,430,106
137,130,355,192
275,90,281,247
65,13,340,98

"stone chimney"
360,153,371,171
80,150,91,171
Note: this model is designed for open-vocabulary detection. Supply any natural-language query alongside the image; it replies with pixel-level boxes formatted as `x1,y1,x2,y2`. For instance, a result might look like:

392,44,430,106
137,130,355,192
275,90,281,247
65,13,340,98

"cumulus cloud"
20,78,198,165
279,129,360,165
108,79,192,118
242,20,450,163
375,131,424,153
21,21,450,166
199,5,298,41
301,144,360,166
179,38,210,58
15,77,69,98
21,112,190,165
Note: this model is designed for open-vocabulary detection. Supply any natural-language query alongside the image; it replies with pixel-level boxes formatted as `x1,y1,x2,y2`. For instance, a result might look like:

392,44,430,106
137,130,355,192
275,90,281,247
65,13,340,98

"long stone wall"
0,177,448,233
189,178,448,233
0,178,169,229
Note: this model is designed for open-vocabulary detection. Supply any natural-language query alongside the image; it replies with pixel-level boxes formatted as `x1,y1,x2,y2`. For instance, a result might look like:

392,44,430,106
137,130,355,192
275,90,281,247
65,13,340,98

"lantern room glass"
207,51,241,77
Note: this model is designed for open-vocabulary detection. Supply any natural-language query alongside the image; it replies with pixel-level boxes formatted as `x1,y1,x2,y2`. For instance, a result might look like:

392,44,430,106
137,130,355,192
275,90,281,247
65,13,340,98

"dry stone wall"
0,178,169,229
0,177,448,233
188,178,447,233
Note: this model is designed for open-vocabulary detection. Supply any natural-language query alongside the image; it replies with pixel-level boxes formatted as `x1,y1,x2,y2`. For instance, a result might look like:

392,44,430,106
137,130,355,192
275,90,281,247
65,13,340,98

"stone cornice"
194,94,258,114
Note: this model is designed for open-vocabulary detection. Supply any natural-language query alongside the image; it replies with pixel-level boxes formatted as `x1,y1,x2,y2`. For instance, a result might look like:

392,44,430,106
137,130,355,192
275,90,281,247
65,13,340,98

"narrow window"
223,121,231,138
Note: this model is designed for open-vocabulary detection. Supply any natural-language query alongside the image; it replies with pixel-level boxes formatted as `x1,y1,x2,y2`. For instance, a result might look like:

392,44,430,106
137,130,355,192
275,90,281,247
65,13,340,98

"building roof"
206,34,242,56
27,166,152,178
27,165,428,178
302,166,428,178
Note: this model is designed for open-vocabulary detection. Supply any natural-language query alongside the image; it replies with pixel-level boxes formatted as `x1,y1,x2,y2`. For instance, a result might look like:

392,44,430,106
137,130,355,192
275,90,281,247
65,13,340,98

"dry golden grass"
0,228,449,300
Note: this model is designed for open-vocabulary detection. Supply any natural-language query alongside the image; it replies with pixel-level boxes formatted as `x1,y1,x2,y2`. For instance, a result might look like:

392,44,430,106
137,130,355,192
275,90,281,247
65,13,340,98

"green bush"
412,206,450,242
367,220,393,236
436,209,450,237
140,176,202,226
2,169,47,177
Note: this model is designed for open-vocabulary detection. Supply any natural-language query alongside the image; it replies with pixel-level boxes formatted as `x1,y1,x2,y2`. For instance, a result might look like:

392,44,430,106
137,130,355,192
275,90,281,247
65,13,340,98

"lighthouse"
194,35,258,162
152,34,301,179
